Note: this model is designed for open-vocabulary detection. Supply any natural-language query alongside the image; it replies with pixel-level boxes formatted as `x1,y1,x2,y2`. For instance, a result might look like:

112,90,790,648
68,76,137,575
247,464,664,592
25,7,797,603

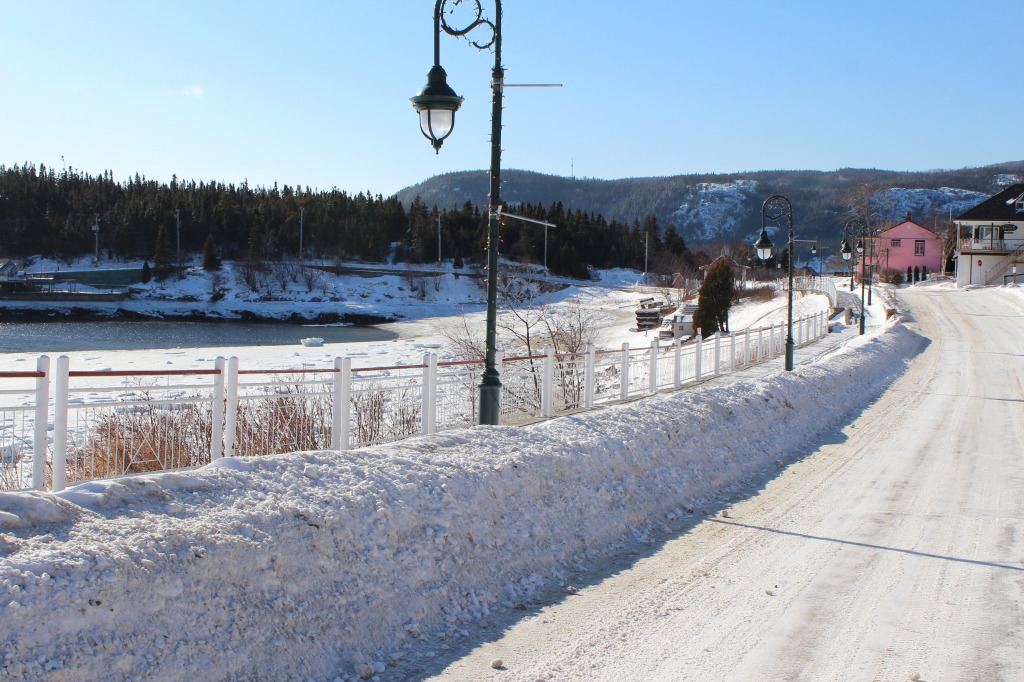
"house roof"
875,220,940,239
955,183,1024,222
698,255,751,271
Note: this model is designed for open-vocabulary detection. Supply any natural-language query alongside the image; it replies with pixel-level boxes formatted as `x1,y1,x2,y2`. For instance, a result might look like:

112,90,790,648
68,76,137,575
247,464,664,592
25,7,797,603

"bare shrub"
881,268,905,285
735,285,775,303
350,382,421,444
67,393,213,483
50,367,434,486
301,266,323,293
436,314,487,361
231,379,333,457
239,261,267,293
270,261,302,291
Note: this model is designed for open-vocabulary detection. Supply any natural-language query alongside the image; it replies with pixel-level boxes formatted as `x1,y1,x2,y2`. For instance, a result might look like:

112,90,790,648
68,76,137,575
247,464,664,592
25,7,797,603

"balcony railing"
959,238,1024,252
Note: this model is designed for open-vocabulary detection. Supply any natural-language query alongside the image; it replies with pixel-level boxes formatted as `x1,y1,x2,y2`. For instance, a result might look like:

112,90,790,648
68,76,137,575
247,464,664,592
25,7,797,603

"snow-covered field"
0,297,916,681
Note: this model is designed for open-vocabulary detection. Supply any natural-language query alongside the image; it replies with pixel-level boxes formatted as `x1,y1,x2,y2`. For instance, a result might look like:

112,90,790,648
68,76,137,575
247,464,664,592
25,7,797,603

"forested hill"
0,164,690,280
396,162,1024,244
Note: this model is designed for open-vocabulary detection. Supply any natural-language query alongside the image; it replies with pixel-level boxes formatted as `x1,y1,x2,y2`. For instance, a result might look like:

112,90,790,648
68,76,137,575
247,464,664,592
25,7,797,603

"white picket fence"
0,311,830,493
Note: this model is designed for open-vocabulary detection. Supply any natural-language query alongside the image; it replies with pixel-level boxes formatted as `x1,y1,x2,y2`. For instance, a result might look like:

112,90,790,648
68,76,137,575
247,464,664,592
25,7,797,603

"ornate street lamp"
411,0,503,424
754,227,774,262
410,64,463,153
754,195,798,371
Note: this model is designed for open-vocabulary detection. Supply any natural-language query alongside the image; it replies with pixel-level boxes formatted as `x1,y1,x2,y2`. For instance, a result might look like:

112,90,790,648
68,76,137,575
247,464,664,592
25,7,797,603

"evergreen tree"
202,234,221,271
664,222,687,255
141,260,151,283
692,259,735,338
153,225,173,276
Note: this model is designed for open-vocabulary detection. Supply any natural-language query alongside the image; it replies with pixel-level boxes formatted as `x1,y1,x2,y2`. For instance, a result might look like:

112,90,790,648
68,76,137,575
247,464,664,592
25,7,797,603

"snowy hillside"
670,179,759,242
872,186,987,225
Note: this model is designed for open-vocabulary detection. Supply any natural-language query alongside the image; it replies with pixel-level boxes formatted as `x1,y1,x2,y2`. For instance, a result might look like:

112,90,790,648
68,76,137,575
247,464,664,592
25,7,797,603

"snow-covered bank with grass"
2,258,647,324
0,316,922,681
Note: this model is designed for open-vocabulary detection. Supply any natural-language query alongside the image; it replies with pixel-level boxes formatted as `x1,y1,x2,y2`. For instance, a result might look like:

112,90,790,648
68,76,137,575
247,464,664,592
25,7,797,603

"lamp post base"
479,372,502,425
785,340,795,371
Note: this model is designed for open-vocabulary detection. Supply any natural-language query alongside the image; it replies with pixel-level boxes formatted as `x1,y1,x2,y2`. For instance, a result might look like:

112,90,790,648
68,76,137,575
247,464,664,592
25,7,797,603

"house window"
915,240,925,256
891,239,901,247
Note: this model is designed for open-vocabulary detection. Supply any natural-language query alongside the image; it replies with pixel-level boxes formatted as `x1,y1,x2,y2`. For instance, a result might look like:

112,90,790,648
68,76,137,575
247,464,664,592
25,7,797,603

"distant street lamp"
753,195,817,371
856,238,868,334
843,218,869,335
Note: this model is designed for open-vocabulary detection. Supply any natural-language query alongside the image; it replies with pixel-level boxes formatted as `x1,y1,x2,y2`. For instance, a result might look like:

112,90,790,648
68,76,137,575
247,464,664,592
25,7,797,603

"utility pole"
437,212,442,263
92,214,100,263
644,231,649,285
299,208,304,261
544,223,550,276
175,209,181,262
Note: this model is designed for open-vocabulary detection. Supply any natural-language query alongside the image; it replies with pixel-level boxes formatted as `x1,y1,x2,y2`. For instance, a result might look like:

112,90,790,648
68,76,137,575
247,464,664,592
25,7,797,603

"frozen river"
0,319,395,353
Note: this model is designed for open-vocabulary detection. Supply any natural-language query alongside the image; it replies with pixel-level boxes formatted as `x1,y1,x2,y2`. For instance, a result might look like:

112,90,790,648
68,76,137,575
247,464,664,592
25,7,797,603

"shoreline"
0,304,396,326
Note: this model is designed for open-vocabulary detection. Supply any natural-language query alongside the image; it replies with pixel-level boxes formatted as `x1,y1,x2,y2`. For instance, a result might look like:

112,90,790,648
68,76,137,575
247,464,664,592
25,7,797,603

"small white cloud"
182,85,204,98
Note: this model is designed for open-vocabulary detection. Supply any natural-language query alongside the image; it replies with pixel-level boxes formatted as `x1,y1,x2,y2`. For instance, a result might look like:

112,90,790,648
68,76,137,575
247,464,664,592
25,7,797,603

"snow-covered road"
423,286,1024,681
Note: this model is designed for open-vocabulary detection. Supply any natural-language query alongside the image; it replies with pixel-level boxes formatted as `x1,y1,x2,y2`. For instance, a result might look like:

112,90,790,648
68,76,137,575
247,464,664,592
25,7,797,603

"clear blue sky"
1,1,1020,198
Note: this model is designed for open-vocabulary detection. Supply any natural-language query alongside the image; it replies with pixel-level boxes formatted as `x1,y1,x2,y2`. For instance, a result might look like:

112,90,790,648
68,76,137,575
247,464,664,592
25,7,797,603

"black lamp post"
412,0,503,424
843,218,868,335
857,237,868,334
753,195,816,372
840,235,855,290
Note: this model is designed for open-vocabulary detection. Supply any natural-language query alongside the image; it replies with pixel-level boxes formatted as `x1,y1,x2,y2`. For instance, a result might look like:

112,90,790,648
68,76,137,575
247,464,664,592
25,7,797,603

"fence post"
620,343,630,401
713,332,721,377
584,344,595,409
224,357,239,458
32,355,51,491
50,355,70,492
695,334,703,381
729,331,736,372
648,339,659,393
422,353,437,435
673,339,682,389
211,357,225,460
331,357,351,451
542,346,554,418
757,327,764,361
743,328,750,367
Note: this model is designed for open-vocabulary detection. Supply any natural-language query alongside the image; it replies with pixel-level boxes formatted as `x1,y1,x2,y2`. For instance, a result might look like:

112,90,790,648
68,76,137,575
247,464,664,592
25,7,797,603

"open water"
0,320,395,353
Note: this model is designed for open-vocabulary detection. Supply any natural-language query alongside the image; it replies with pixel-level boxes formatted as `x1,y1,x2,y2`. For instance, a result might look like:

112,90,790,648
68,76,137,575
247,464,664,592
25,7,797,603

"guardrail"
1,311,830,493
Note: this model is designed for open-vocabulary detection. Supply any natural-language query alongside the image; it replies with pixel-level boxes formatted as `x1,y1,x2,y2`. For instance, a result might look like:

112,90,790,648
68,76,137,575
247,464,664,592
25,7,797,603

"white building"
954,184,1024,286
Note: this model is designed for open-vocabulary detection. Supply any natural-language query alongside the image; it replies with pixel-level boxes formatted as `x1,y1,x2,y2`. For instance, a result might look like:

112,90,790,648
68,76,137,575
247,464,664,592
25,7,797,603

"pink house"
865,215,943,277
